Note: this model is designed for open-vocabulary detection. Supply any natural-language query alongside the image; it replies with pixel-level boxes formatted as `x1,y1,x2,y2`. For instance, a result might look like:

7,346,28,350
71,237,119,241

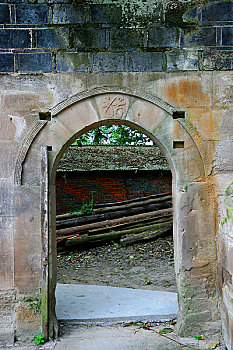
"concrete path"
55,283,178,323
54,324,191,350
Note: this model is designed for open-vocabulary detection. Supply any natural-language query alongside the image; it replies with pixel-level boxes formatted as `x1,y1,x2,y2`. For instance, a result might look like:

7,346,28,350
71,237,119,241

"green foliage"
79,197,94,216
34,333,45,344
73,125,153,146
26,298,41,313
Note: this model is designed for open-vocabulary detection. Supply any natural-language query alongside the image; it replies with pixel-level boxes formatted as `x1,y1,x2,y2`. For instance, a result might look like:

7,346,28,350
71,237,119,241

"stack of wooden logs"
56,193,172,248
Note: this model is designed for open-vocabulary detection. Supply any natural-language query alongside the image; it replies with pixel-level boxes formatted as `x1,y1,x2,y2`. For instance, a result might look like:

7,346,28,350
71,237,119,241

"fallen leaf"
159,328,173,334
208,341,220,349
123,322,133,327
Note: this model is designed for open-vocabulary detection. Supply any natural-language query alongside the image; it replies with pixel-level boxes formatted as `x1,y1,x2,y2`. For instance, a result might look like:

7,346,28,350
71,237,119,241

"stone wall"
0,0,232,73
0,0,232,348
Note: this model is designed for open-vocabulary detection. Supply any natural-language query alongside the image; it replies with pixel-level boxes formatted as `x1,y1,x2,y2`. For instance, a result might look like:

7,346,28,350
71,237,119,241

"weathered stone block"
93,52,125,72
0,29,31,48
0,327,15,346
0,53,14,72
16,300,41,341
0,143,16,176
2,90,40,113
110,29,144,49
203,50,233,70
222,27,233,46
213,72,233,106
52,4,85,24
70,28,106,49
37,28,69,49
148,27,178,48
183,27,216,47
129,52,163,71
0,216,14,290
214,140,233,173
89,4,121,23
16,4,48,24
19,53,52,73
202,1,233,22
14,186,41,292
166,50,198,71
57,52,88,72
179,311,212,336
0,5,10,24
0,181,14,215
183,6,198,22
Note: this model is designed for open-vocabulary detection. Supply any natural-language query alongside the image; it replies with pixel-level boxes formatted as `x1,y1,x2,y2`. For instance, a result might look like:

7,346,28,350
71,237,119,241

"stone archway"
19,88,219,339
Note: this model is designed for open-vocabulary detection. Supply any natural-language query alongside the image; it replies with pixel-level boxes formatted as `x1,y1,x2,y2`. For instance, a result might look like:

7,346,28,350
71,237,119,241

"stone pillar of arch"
14,89,220,340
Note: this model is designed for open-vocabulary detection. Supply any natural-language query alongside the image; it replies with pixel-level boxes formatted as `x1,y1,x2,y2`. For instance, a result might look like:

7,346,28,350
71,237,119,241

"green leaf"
194,335,203,340
159,328,173,334
208,341,219,349
76,295,85,297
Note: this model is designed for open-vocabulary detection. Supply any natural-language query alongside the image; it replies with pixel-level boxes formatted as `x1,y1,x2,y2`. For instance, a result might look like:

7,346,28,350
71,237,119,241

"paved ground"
55,283,178,323
2,323,225,350
0,284,225,350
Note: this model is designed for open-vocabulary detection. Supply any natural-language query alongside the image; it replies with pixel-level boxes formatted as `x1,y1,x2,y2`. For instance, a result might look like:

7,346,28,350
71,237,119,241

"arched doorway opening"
54,124,176,328
23,89,217,340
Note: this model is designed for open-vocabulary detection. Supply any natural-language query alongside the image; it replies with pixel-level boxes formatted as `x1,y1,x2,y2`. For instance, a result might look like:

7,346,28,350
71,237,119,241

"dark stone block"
203,50,233,70
52,4,85,24
129,52,163,71
0,53,14,72
37,28,69,49
183,27,216,47
57,52,89,72
202,2,233,22
222,27,233,46
89,4,122,24
16,4,48,24
70,28,106,49
148,27,178,48
110,29,144,50
183,6,197,22
0,29,31,48
0,5,10,24
19,53,52,72
166,50,199,71
93,52,125,72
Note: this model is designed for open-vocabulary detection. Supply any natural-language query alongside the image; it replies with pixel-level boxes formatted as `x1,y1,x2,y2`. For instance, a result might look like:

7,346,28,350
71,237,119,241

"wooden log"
87,216,172,236
93,195,172,215
56,193,172,220
56,233,79,242
56,208,173,236
93,193,171,208
120,226,172,246
64,221,172,248
56,201,172,229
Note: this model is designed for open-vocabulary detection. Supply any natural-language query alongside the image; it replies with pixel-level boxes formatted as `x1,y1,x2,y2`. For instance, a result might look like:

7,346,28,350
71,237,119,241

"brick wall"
56,170,172,214
0,0,232,73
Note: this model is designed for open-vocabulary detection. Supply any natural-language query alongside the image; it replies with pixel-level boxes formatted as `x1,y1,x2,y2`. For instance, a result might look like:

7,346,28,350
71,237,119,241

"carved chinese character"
102,95,129,119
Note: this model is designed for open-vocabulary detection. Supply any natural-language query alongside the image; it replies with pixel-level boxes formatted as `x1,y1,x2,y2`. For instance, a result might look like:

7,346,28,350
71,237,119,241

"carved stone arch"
45,87,206,183
14,120,47,186
50,86,175,117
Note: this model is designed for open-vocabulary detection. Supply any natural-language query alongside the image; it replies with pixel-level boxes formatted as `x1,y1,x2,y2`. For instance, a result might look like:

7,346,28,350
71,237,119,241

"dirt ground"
57,233,177,293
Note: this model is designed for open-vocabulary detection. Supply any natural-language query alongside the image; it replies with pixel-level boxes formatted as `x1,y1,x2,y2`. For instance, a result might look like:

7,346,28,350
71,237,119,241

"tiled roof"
57,146,170,172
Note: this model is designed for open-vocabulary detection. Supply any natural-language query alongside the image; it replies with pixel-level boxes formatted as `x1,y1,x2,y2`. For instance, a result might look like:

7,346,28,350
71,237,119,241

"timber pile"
56,193,172,248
